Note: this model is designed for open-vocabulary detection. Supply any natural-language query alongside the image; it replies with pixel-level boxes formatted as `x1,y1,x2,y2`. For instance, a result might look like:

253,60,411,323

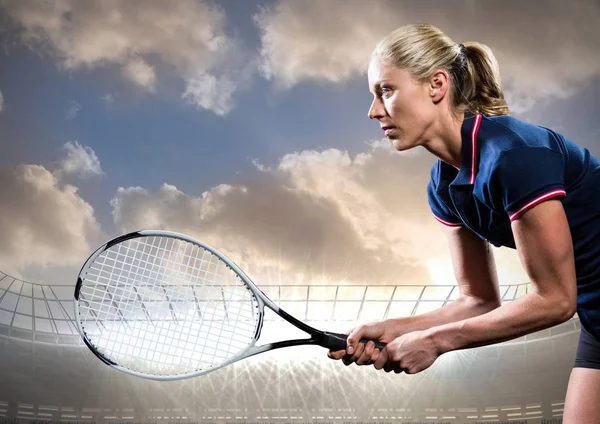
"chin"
391,138,409,151
389,134,418,151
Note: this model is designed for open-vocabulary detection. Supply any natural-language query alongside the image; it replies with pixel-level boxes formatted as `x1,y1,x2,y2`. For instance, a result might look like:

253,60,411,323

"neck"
422,110,465,170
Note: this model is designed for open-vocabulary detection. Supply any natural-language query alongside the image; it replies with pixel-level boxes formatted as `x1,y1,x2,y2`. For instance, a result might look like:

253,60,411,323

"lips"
381,126,393,131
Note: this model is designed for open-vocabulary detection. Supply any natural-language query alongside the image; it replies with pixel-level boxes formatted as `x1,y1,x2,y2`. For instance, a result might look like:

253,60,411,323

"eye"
380,87,393,96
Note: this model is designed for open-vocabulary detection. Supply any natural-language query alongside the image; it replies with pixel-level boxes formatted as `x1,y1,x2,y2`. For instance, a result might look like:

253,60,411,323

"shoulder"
476,115,565,180
474,116,567,217
478,114,564,152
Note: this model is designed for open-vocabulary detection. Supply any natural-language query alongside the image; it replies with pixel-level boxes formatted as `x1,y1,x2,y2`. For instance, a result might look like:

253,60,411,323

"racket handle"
322,331,386,351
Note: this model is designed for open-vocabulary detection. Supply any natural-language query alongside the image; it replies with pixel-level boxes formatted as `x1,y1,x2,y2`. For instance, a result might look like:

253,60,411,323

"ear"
429,69,450,103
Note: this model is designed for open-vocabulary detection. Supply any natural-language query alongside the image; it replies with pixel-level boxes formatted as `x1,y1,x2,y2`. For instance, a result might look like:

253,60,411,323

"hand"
374,330,440,374
327,320,399,366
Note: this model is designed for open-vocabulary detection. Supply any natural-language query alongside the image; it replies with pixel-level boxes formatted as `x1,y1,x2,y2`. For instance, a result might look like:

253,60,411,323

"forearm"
429,291,576,354
392,294,500,334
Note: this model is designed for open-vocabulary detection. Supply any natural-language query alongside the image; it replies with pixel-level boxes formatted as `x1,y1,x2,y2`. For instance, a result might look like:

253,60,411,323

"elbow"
555,297,577,323
545,291,577,324
532,276,577,325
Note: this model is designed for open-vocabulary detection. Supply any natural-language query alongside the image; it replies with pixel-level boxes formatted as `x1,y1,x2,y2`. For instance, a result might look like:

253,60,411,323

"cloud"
57,141,104,178
0,89,4,112
65,100,81,120
255,0,600,110
122,57,156,91
182,40,259,115
254,0,389,89
110,143,529,286
0,164,104,275
182,71,236,116
1,0,256,115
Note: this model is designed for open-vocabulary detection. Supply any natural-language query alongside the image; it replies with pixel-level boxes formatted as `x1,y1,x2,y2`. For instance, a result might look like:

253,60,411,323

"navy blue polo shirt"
427,113,600,339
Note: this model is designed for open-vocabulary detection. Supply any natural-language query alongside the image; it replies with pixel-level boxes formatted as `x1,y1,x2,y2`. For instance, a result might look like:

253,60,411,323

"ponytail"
460,42,510,116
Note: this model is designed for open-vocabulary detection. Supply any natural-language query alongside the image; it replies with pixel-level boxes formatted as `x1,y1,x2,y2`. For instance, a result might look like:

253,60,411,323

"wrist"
425,324,457,355
387,316,407,337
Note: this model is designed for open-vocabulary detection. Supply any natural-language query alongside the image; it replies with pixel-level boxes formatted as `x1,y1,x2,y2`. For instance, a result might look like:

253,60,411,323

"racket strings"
77,235,260,376
83,238,253,369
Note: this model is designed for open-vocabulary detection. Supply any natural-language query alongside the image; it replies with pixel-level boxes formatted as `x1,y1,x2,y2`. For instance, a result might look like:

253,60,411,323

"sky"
0,0,599,289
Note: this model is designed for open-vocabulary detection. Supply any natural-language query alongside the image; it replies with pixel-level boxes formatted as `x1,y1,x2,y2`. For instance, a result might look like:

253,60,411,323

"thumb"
346,323,380,355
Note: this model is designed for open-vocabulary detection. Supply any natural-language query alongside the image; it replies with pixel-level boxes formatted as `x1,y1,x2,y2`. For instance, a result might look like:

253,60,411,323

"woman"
327,23,600,423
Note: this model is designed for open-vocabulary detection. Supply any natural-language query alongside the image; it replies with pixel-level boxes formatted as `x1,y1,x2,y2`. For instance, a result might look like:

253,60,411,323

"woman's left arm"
374,199,577,373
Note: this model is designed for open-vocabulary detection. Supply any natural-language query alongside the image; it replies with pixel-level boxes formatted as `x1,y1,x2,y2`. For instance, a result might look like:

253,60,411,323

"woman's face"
367,57,436,151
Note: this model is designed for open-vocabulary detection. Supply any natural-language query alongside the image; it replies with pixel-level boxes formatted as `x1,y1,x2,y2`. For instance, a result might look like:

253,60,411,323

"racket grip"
322,331,386,351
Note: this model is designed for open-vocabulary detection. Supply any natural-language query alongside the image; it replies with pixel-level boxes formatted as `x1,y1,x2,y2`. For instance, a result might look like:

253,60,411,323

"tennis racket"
74,230,385,380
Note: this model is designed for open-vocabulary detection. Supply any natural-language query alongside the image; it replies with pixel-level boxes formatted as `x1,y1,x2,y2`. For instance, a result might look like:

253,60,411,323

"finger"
374,347,387,370
345,329,360,356
327,349,346,360
356,341,375,365
346,323,380,355
349,340,366,364
371,348,380,364
342,353,355,366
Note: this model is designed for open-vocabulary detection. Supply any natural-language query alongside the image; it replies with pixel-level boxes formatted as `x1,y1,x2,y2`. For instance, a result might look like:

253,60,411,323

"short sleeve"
486,146,566,221
427,179,463,227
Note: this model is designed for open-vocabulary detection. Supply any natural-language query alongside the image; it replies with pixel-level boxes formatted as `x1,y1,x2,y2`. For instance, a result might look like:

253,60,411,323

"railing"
0,270,579,346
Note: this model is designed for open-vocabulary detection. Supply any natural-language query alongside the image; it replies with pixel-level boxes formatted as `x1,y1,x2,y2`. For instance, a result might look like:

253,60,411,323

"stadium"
1,269,578,423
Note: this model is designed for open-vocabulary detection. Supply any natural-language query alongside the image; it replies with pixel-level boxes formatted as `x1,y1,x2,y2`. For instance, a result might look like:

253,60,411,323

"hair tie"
458,43,467,54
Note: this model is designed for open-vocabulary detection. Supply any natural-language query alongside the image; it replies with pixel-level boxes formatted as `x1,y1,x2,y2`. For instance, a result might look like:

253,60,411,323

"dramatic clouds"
0,165,103,275
111,144,528,286
0,0,571,286
1,0,255,115
255,0,600,111
3,0,598,114
57,141,104,179
111,145,434,285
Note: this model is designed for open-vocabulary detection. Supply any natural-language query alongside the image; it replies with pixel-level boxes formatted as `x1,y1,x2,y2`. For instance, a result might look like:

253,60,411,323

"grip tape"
322,331,386,351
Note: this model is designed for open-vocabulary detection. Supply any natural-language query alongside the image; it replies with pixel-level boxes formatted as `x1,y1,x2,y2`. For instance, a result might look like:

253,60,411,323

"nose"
368,97,385,120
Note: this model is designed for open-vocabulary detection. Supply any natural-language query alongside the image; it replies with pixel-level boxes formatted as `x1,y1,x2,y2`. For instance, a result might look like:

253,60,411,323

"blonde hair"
372,23,510,116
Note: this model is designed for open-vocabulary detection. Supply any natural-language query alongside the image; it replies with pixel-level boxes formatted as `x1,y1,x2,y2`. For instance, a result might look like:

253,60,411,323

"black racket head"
74,230,263,380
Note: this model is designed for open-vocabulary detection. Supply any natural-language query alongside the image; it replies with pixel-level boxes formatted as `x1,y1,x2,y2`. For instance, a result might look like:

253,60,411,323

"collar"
438,113,482,188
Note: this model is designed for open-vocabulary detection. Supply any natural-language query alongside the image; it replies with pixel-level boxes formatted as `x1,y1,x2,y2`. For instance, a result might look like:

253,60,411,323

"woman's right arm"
329,224,502,362
404,224,502,329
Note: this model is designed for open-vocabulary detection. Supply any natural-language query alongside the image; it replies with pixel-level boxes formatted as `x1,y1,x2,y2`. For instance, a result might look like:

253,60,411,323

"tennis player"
328,23,600,423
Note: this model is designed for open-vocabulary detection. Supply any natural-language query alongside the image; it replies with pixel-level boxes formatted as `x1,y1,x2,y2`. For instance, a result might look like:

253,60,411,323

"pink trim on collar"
470,114,482,184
